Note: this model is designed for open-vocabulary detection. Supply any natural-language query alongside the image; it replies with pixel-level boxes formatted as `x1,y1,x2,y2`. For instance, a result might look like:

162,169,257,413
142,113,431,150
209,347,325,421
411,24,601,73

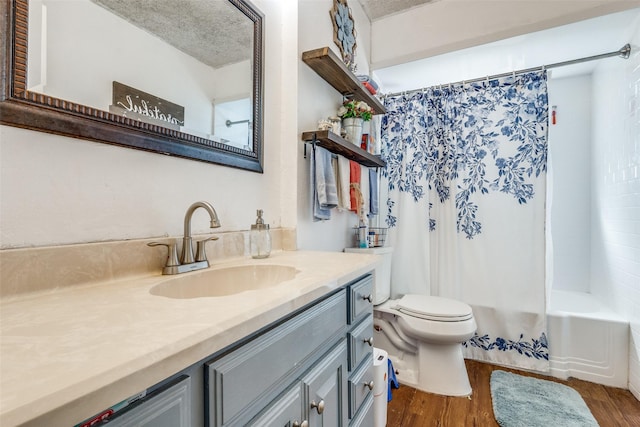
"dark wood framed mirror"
0,0,264,172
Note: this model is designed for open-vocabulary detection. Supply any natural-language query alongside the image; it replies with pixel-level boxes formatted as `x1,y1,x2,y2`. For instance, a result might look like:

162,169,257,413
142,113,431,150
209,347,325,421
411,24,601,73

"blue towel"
388,358,399,401
312,145,338,221
369,168,379,215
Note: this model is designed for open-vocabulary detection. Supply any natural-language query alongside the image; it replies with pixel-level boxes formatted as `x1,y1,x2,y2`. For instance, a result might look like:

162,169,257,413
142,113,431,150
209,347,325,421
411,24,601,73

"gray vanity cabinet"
206,289,348,426
246,383,304,426
247,338,347,427
348,316,374,371
79,274,375,427
206,273,374,427
347,392,374,427
302,340,348,426
101,376,192,427
347,275,375,423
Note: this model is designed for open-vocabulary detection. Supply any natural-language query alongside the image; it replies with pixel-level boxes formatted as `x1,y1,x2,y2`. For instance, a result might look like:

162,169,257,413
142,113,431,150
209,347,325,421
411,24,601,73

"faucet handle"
148,241,180,267
195,236,219,262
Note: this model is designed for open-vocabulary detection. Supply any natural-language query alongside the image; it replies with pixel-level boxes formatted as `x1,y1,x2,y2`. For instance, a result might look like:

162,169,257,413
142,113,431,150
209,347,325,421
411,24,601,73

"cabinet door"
302,340,348,427
348,394,373,427
348,275,373,325
348,357,374,419
247,382,304,427
348,315,373,372
103,376,191,427
207,290,347,426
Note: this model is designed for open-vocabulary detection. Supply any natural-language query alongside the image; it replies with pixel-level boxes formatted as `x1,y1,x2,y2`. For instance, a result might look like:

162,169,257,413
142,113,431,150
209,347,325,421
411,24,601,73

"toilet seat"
395,295,473,322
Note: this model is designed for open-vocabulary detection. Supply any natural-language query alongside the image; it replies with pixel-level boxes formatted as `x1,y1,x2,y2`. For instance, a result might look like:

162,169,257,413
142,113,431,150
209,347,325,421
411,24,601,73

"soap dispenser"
250,209,271,259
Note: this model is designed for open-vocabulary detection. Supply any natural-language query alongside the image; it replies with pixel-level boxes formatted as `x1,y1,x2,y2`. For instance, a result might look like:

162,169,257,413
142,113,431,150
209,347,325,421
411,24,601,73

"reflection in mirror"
27,0,252,148
214,97,252,150
1,0,264,172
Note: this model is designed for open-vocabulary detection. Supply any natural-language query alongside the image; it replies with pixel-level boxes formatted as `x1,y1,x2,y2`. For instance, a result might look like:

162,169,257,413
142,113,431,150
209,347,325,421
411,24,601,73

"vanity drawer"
348,314,373,371
348,275,373,324
348,355,374,419
349,393,374,427
206,289,347,426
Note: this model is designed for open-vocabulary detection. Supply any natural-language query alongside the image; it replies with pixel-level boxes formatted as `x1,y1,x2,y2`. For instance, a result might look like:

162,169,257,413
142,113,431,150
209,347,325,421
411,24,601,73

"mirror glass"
2,0,264,172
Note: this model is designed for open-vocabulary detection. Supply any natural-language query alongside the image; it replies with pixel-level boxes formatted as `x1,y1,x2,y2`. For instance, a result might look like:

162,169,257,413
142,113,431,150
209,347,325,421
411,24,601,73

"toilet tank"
344,247,393,305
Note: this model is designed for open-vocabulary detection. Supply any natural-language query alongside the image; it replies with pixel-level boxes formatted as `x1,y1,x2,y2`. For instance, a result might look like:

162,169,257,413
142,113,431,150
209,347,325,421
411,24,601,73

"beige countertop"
0,250,379,427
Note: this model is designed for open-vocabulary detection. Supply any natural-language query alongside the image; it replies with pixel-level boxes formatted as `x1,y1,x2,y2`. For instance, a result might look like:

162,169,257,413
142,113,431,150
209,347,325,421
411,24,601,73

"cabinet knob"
365,381,374,391
310,399,325,414
363,337,374,346
362,294,373,303
293,421,309,427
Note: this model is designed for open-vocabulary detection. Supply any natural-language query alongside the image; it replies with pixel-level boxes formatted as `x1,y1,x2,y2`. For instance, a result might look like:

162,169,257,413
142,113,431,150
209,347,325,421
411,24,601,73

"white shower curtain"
382,72,550,371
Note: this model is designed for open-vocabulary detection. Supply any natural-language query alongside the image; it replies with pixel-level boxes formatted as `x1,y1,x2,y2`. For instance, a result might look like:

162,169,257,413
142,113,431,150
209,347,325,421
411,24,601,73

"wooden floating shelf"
302,47,386,115
301,130,386,168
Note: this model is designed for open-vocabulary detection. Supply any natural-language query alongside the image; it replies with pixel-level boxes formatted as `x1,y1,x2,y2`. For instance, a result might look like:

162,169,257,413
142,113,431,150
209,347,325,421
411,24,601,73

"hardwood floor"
386,359,640,427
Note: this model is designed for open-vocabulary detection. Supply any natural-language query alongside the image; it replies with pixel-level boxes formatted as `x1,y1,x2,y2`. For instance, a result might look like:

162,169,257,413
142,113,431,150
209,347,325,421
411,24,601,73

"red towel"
349,160,361,213
362,81,377,95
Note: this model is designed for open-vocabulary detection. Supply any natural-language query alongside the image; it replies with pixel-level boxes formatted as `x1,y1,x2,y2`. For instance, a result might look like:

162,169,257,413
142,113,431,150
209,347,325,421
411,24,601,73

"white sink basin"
149,264,299,299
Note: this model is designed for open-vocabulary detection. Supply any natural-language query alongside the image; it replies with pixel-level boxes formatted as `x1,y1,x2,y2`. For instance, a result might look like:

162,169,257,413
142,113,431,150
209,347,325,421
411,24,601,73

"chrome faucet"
148,201,221,275
181,201,221,264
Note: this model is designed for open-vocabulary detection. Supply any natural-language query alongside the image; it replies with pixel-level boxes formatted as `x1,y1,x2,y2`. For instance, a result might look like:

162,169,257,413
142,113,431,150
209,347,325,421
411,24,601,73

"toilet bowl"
344,246,477,397
374,295,476,396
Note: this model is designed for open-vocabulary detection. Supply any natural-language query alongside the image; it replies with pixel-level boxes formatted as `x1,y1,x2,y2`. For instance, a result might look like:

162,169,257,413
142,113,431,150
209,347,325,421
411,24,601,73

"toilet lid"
395,295,473,322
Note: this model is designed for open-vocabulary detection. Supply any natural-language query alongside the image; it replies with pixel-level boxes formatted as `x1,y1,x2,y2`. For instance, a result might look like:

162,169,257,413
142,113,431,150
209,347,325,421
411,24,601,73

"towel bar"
304,140,338,161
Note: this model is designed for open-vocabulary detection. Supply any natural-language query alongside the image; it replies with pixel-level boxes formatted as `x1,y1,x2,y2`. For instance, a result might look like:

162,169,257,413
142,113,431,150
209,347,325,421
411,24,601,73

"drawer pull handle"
310,399,325,414
362,294,372,303
365,381,374,390
363,337,374,346
293,421,309,427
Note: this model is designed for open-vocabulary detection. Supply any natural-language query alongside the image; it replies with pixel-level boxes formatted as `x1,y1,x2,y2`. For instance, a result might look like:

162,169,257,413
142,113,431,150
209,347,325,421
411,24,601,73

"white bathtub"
547,289,629,388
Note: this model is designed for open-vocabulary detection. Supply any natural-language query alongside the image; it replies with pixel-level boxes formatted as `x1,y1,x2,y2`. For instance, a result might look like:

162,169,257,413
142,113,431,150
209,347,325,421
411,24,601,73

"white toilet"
346,246,477,397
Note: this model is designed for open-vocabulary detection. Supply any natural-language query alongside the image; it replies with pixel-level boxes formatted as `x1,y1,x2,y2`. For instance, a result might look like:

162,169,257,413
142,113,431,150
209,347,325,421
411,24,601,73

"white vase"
342,117,363,145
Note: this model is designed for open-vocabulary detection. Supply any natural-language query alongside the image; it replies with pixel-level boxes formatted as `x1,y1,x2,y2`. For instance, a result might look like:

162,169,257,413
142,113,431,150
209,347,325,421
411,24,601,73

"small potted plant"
338,99,373,144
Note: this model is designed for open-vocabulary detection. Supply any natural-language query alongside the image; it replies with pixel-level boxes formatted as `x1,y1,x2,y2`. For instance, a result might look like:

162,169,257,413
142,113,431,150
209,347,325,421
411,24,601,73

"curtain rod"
383,43,631,99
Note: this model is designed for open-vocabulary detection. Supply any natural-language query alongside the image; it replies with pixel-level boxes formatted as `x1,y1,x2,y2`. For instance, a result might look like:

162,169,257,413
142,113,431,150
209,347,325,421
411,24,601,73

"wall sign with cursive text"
109,81,185,130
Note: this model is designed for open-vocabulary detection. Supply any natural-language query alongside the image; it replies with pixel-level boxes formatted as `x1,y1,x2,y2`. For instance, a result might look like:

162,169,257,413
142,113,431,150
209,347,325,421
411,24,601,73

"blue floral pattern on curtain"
463,332,549,361
382,72,548,239
381,71,550,369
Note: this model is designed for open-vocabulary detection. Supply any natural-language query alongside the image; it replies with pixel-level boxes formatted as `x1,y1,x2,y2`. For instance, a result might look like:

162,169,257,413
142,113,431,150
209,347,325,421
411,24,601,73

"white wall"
548,75,593,293
590,14,640,398
296,0,373,251
370,0,640,70
35,0,227,135
373,8,640,94
0,0,298,249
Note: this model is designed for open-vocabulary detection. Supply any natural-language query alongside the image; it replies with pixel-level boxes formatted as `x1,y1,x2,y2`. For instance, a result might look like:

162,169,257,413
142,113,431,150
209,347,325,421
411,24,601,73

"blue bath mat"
490,370,599,427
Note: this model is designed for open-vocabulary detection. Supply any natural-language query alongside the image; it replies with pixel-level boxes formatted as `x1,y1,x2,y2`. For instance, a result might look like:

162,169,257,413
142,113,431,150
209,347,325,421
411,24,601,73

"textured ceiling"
90,0,253,69
356,0,434,21
89,0,428,68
